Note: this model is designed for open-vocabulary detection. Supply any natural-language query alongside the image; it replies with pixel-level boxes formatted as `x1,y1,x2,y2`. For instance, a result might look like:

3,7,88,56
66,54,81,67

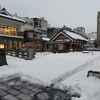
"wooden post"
70,41,72,49
76,41,77,52
73,41,74,51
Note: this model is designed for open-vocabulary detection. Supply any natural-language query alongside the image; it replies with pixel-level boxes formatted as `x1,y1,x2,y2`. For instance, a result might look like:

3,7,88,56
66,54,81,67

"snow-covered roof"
42,37,50,41
0,14,25,23
63,30,87,41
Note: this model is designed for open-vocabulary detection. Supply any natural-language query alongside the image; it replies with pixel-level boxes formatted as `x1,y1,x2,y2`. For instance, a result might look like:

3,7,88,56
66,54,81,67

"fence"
6,49,28,59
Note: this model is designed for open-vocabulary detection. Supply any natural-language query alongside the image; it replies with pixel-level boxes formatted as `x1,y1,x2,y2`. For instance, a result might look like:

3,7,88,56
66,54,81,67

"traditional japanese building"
0,7,25,50
46,29,87,53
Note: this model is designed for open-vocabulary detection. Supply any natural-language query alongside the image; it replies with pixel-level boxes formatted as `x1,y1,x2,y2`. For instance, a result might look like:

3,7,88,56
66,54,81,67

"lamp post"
0,37,8,66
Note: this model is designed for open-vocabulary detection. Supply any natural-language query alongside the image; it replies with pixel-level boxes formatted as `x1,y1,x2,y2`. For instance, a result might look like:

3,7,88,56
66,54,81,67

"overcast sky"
0,0,100,33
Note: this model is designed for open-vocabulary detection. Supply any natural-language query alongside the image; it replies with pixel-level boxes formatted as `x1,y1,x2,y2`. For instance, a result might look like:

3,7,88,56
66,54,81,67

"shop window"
18,41,22,49
15,28,18,36
14,41,17,49
8,40,12,50
4,26,7,34
0,25,18,36
8,27,11,35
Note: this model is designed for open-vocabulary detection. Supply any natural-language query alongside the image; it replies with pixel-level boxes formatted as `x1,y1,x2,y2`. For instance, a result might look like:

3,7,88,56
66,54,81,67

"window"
0,24,18,36
18,41,22,49
34,20,42,28
33,34,37,37
8,40,12,49
14,41,17,49
26,22,33,26
38,29,47,34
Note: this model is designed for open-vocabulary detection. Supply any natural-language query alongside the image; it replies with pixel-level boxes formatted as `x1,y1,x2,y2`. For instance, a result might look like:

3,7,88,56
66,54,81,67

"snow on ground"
0,51,100,100
0,51,99,86
59,52,100,100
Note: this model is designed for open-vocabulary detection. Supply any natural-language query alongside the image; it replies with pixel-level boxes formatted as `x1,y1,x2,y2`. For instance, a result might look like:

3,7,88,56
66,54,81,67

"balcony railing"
0,32,24,37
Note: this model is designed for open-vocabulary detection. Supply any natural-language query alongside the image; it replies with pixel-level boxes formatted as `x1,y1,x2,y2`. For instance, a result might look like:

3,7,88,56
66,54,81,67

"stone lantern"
0,37,8,66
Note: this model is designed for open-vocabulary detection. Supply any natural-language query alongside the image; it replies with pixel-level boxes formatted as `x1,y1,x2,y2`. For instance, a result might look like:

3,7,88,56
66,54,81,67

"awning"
45,41,66,44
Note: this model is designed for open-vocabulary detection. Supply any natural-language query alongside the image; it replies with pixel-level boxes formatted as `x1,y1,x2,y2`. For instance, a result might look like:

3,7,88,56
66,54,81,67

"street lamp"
0,37,8,66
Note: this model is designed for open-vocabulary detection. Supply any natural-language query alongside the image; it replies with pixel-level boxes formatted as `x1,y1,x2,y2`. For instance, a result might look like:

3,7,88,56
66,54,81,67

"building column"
72,41,74,51
76,41,77,51
70,41,72,49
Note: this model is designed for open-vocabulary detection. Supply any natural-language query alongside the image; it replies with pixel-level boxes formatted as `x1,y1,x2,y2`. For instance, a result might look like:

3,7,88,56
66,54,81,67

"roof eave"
0,15,25,23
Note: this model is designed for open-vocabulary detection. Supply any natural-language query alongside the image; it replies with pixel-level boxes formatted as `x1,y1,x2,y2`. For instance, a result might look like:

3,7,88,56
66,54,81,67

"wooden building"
46,30,88,53
0,7,25,51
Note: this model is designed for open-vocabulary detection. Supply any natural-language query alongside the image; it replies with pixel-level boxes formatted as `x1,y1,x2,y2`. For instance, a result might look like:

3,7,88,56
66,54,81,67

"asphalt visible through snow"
0,77,72,100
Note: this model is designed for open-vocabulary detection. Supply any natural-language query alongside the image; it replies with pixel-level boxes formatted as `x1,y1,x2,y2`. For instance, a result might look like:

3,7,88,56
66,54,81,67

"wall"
27,32,41,38
22,17,34,30
34,18,47,37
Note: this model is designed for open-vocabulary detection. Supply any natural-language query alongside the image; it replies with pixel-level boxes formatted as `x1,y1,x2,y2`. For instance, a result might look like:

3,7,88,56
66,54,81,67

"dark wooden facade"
46,30,87,53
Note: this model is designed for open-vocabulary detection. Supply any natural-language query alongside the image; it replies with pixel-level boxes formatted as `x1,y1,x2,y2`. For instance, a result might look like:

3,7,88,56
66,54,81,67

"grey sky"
0,0,100,33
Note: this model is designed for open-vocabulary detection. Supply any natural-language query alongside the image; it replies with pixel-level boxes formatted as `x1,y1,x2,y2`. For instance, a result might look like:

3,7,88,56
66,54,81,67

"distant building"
73,27,85,34
47,25,71,39
85,32,97,48
33,17,48,38
73,27,88,39
46,29,87,53
87,32,97,40
47,27,60,38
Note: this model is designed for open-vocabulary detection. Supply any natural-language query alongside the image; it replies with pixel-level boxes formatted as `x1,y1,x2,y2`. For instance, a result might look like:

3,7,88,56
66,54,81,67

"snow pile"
71,77,100,100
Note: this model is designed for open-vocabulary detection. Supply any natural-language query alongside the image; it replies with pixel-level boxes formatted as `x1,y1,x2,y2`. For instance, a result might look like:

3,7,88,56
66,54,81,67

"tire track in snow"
51,55,100,86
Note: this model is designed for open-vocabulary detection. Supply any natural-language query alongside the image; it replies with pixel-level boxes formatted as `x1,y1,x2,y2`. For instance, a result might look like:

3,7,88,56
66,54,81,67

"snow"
0,14,25,23
63,30,87,41
42,37,50,41
0,51,100,100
